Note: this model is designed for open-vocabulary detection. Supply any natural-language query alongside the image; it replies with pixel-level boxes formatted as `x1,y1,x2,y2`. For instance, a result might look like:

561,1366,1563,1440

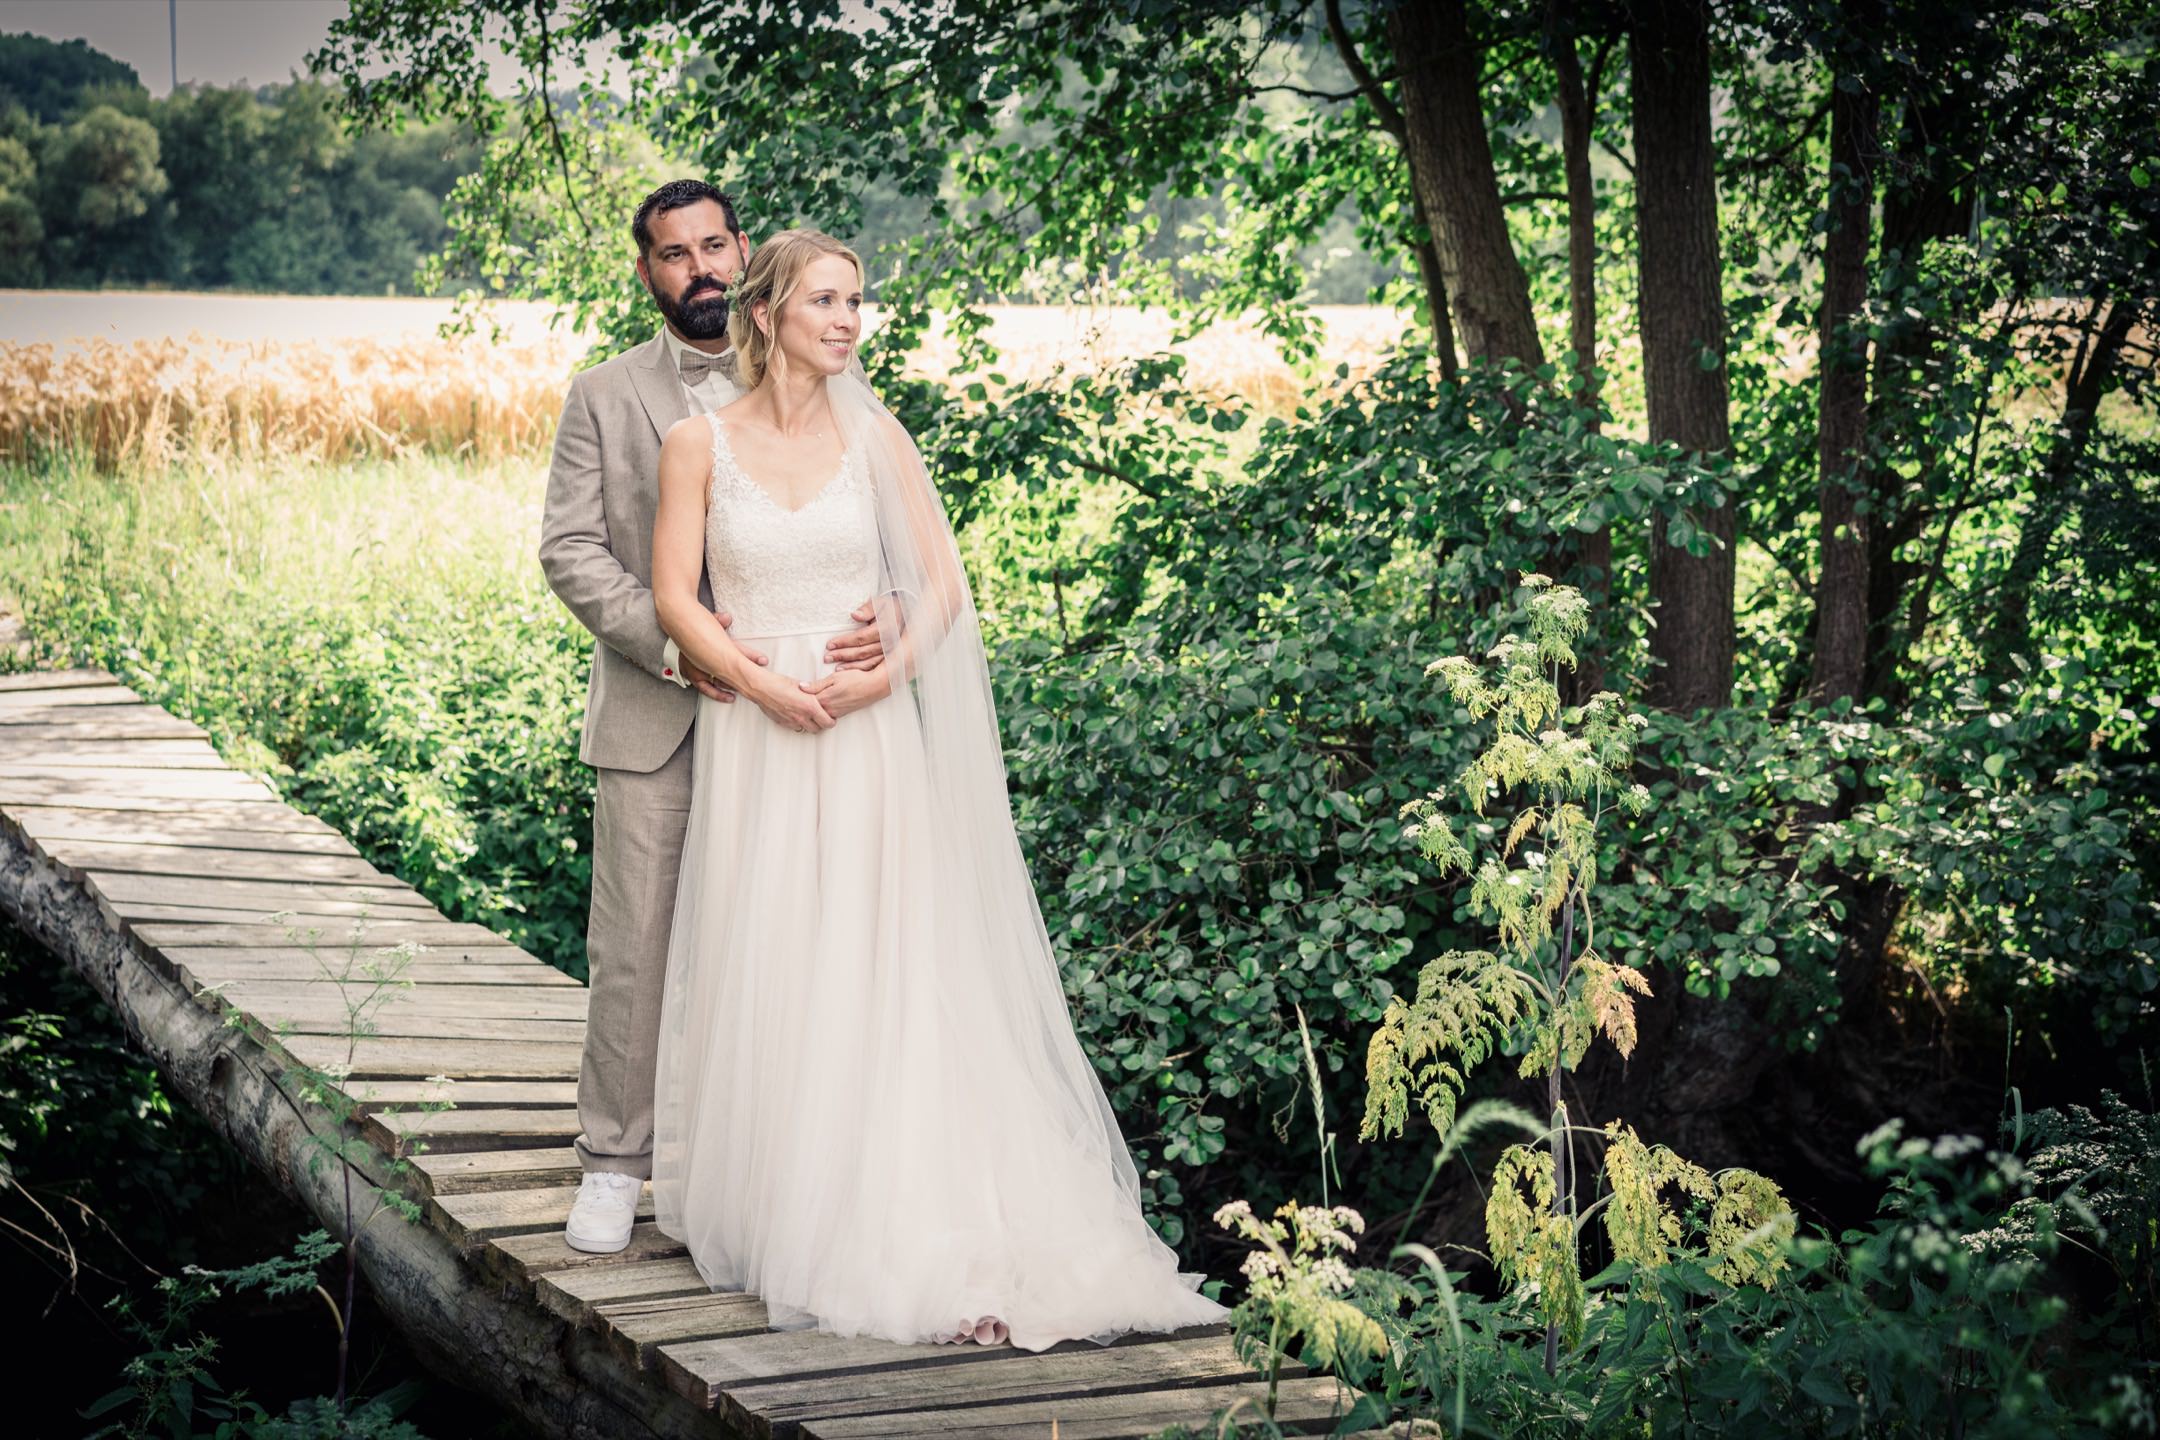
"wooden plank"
168,943,545,967
799,1374,1354,1440
0,715,206,741
0,668,119,691
537,1256,713,1327
432,1183,654,1248
0,734,207,756
93,871,433,912
0,703,183,728
7,803,346,845
411,1146,582,1197
250,1009,581,1043
0,742,227,769
366,1107,580,1153
211,983,587,1019
138,919,508,948
487,1222,686,1278
276,1034,583,1080
177,958,575,988
0,764,274,793
357,1080,579,1111
110,900,438,926
0,780,283,811
714,1333,1266,1433
39,838,390,884
600,1292,770,1370
0,683,141,710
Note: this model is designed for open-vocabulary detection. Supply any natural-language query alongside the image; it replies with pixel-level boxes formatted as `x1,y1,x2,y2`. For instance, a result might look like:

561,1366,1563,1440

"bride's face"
760,254,862,380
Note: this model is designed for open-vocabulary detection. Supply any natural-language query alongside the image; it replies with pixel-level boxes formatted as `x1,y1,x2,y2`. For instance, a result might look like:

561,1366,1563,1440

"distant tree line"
0,31,479,293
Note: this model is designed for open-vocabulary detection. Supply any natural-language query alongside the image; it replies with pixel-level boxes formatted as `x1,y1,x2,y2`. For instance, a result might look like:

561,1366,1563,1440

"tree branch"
1325,0,1407,142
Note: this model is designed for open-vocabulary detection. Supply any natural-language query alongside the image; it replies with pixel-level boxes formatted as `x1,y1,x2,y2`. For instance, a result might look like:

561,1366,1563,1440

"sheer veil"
824,362,1152,1216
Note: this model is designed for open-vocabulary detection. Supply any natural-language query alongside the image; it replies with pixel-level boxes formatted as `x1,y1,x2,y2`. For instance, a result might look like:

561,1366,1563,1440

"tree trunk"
1322,0,1464,381
1807,76,1879,705
1987,298,2137,666
1551,9,1611,697
1387,0,1547,370
1629,0,1736,713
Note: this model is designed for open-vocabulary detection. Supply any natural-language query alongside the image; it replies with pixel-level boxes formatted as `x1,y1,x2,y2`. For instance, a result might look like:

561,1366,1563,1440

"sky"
0,0,629,97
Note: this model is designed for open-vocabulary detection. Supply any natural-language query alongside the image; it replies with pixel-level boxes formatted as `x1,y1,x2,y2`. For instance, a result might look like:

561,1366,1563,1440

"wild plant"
218,907,453,1412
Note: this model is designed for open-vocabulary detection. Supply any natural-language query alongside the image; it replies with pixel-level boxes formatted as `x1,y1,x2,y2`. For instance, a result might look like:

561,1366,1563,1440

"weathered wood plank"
433,1183,654,1249
799,1374,1354,1440
7,803,345,845
93,871,433,912
537,1256,713,1326
109,899,436,926
360,1081,578,1112
0,714,206,741
250,1008,582,1043
177,958,574,988
0,683,141,710
488,1222,687,1278
167,942,545,967
210,983,588,1019
275,1033,583,1080
0,668,120,692
411,1146,582,1197
0,742,228,769
138,919,508,947
0,781,285,812
40,838,390,884
601,1293,770,1370
367,1107,580,1153
0,763,272,792
661,1329,986,1403
715,1332,1268,1433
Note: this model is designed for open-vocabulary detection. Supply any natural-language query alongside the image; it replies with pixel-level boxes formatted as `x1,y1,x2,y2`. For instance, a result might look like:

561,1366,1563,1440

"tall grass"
0,335,574,472
0,305,1412,474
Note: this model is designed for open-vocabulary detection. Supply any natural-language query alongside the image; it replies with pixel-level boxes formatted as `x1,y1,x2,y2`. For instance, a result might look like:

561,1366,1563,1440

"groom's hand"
689,609,768,702
825,598,893,671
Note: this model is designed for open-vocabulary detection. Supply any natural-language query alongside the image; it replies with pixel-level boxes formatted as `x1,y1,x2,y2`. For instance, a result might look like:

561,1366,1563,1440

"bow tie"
677,348,734,387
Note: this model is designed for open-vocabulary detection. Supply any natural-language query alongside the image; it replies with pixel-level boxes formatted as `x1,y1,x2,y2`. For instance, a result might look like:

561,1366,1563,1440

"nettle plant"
1220,579,1793,1399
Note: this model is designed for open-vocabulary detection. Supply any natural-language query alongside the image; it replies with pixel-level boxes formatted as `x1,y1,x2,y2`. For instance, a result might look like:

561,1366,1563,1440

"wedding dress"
649,378,1229,1353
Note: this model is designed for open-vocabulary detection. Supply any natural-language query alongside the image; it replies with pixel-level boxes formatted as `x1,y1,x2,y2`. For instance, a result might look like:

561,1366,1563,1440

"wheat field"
0,297,1413,472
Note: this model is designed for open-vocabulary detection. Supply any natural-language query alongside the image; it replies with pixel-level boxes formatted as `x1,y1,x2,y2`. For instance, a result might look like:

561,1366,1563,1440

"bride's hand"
801,665,890,721
747,673,836,733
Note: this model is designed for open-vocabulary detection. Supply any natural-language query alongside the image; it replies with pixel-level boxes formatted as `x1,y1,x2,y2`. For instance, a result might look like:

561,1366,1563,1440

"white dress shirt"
657,326,741,688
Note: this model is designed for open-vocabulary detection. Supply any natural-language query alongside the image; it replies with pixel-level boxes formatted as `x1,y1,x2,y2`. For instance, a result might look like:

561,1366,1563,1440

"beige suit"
540,333,740,1177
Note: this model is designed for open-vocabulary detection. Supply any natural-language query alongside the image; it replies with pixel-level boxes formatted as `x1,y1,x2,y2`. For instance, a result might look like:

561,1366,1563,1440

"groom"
539,179,886,1252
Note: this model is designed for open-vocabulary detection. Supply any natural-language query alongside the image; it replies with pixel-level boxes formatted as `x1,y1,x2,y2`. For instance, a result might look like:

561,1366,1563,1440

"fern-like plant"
1360,575,1787,1370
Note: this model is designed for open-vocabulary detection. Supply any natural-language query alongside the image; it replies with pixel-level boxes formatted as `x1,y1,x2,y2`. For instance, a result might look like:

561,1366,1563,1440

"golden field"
0,295,1414,472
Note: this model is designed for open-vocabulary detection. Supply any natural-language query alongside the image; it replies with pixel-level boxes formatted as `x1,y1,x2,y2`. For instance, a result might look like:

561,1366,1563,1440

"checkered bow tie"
677,348,735,387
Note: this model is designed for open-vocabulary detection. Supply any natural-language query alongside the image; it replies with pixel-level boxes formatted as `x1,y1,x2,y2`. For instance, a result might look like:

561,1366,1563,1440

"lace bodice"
703,416,878,639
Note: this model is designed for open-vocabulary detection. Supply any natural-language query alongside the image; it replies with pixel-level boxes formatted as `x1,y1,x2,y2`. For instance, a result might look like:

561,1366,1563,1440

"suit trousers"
576,722,695,1177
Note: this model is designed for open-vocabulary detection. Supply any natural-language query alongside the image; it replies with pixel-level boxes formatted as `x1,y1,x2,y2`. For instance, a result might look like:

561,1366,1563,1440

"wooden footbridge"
0,668,1360,1439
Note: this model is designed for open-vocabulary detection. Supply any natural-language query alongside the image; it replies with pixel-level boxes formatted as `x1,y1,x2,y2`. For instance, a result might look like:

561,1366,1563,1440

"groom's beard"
655,278,731,341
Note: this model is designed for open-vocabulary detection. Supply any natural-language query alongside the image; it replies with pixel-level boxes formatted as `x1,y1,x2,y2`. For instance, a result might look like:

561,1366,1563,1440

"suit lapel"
628,334,689,444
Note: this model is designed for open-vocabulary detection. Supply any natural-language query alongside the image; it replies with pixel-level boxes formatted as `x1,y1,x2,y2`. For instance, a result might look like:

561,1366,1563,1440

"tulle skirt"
650,626,1229,1353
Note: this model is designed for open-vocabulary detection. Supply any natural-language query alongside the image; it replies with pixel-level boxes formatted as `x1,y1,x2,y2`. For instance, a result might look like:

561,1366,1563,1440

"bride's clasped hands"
737,658,888,733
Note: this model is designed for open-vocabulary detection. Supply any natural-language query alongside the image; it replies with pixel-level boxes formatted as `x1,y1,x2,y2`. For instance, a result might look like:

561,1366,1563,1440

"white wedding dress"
650,410,1229,1352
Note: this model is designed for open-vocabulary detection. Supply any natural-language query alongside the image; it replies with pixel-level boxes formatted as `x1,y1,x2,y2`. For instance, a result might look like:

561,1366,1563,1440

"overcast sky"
0,0,628,97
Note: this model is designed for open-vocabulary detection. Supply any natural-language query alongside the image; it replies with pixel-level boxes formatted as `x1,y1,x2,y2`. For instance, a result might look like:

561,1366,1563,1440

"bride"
646,228,1229,1352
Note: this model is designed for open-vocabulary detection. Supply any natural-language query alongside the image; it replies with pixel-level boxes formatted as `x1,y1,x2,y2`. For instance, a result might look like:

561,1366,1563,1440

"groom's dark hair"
633,180,742,256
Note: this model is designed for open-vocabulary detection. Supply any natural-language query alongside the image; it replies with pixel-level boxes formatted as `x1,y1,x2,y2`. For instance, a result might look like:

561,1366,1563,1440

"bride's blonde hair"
728,228,865,390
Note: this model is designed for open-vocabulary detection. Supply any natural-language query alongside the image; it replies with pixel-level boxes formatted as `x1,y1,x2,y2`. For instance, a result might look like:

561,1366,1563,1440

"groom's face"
638,200,750,343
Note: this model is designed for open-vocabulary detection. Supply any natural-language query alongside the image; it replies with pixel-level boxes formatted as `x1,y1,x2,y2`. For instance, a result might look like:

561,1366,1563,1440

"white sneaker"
564,1171,643,1253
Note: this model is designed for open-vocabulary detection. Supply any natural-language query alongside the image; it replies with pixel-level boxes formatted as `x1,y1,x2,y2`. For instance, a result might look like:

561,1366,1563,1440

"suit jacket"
540,334,740,772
